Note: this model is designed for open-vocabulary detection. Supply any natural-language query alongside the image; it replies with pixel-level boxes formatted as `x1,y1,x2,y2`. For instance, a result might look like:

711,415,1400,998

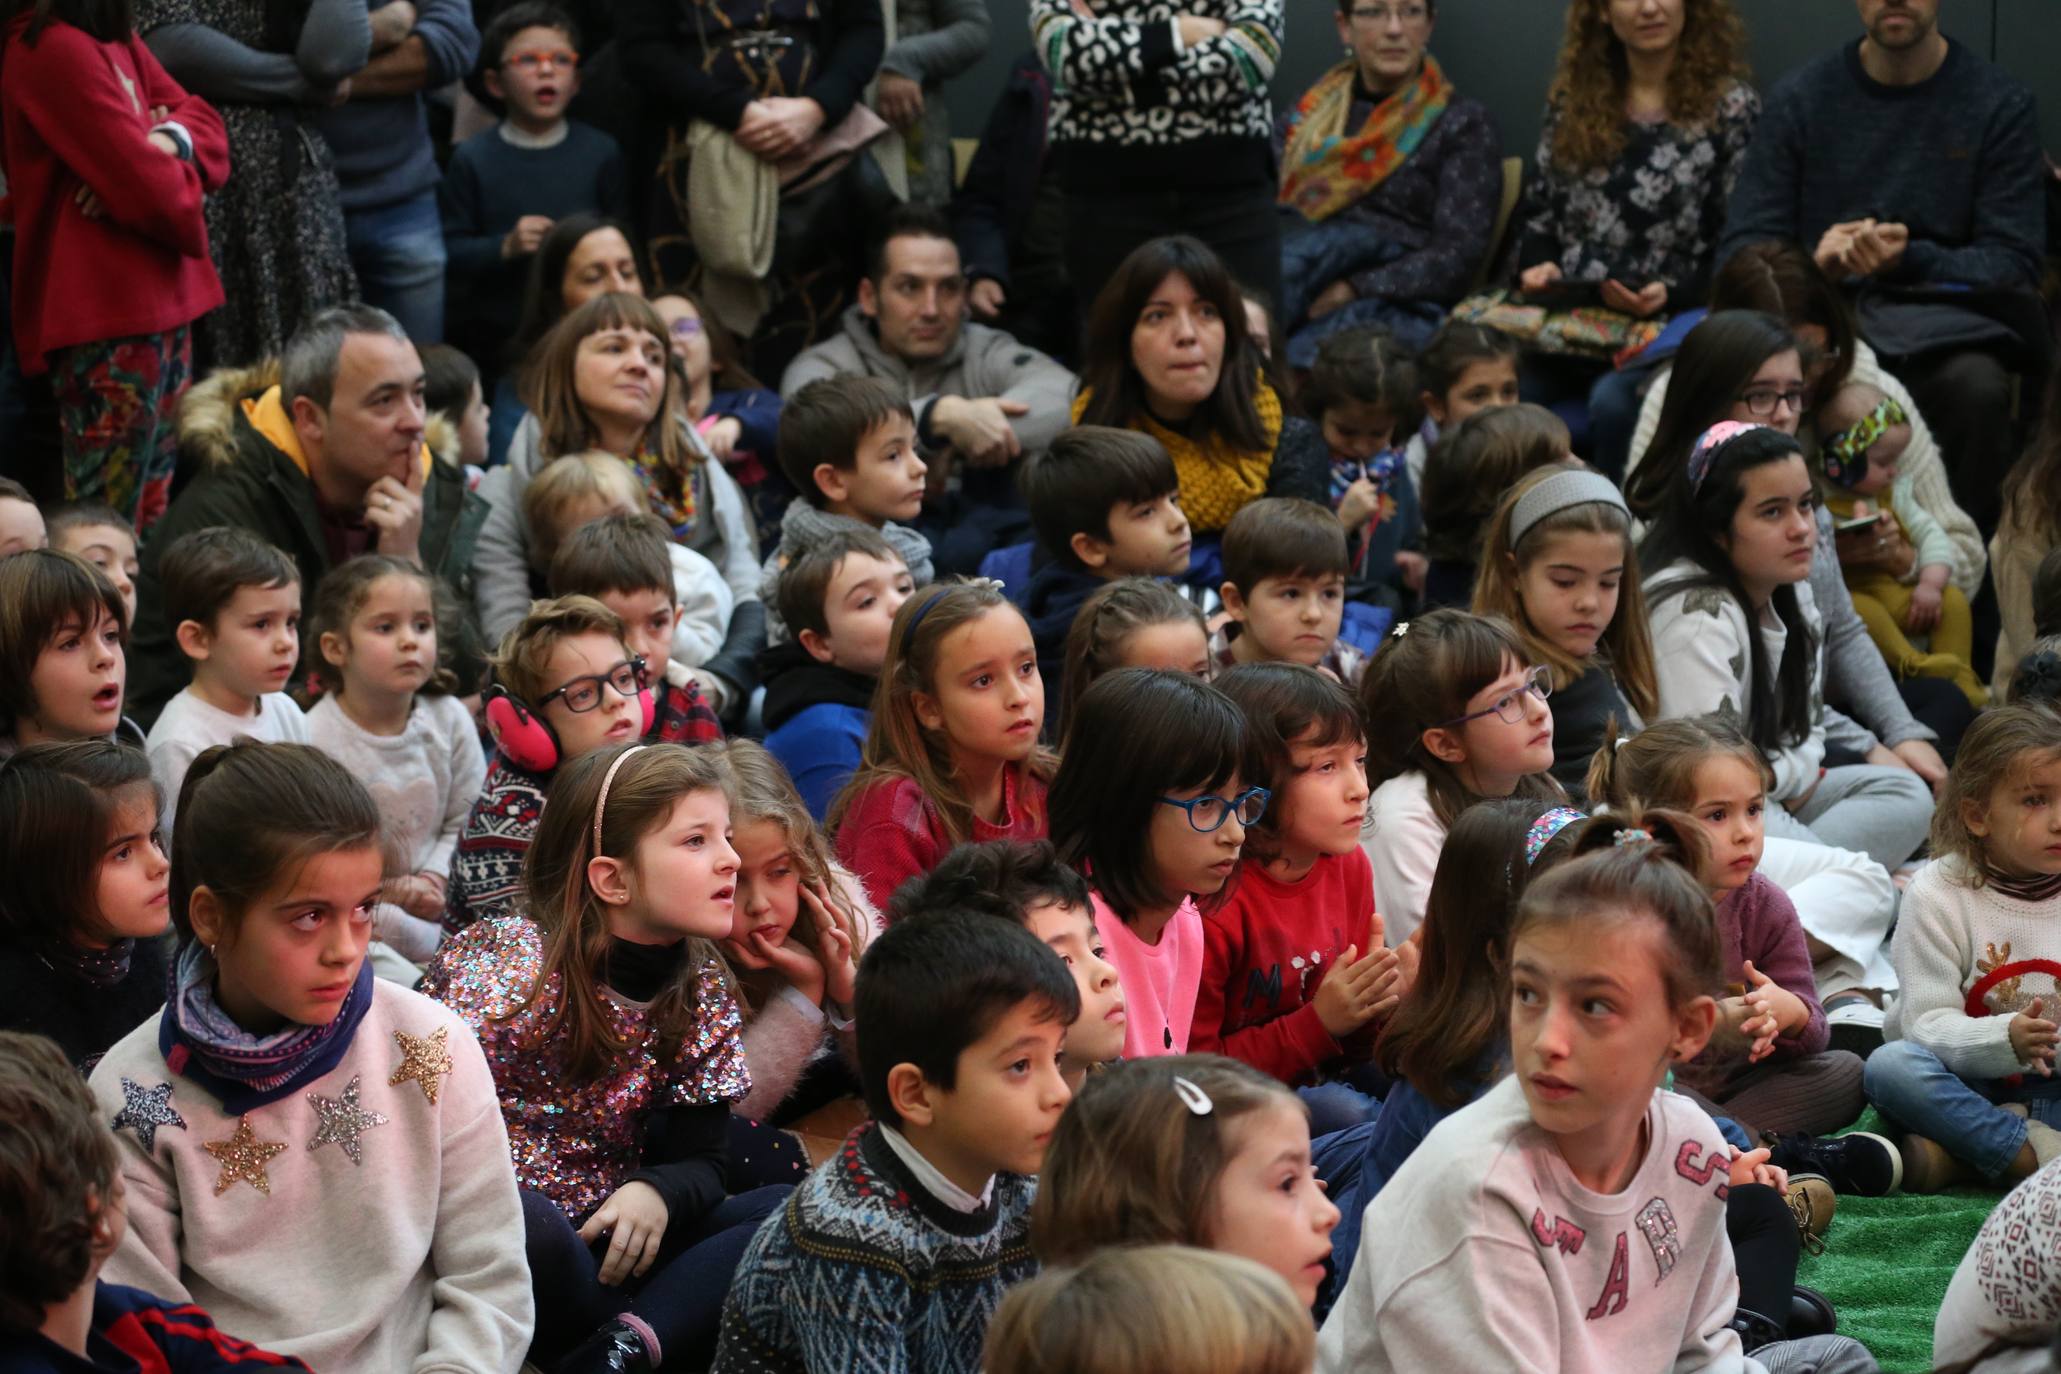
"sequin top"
421,915,753,1221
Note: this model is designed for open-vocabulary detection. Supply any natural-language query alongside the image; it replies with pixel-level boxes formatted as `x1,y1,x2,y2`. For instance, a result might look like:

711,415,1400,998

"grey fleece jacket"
141,0,369,105
759,500,935,645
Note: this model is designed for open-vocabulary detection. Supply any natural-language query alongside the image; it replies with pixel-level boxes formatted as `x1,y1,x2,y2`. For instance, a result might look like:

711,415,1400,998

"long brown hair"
1545,0,1748,171
1057,577,1208,746
1930,704,2061,886
2002,356,2061,546
525,292,700,504
1709,241,1858,400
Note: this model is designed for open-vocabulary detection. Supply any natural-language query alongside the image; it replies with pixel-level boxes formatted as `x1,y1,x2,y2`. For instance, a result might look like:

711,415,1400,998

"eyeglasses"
1157,786,1271,834
505,48,578,71
669,317,705,338
541,657,646,713
1438,665,1551,728
1348,3,1429,25
1738,386,1808,419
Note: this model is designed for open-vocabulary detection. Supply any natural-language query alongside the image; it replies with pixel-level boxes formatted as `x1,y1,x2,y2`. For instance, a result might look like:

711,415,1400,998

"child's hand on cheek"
754,925,827,1006
801,880,863,1015
578,1180,670,1286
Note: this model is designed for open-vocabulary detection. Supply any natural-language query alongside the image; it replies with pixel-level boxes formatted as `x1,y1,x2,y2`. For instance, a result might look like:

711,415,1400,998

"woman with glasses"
1271,0,1501,367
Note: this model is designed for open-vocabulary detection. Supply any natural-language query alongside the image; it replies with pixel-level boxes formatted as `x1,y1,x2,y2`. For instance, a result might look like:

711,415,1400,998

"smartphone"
1836,512,1885,534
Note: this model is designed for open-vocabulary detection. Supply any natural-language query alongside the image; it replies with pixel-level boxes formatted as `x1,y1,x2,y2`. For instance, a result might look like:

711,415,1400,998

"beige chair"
1470,156,1525,293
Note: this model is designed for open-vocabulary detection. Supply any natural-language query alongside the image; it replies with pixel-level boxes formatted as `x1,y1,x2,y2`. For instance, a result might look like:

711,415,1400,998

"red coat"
0,15,227,371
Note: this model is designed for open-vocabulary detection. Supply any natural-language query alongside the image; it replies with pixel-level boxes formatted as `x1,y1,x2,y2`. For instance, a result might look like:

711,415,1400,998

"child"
549,511,727,744
1816,380,1985,707
305,555,486,968
1056,577,1212,744
1402,320,1522,499
1017,426,1192,691
90,742,532,1372
830,582,1054,913
451,594,650,931
46,501,138,626
0,549,142,756
1213,498,1364,685
1050,668,1254,1061
0,740,170,1071
1934,1156,2061,1371
1033,1055,1340,1310
1473,464,1657,799
0,475,46,557
1302,327,1425,601
761,376,935,644
425,743,789,1369
142,527,308,841
420,343,491,471
984,1245,1313,1374
1418,403,1571,610
1358,609,1562,942
1198,663,1404,1105
762,526,914,819
440,2,629,376
0,0,226,530
651,293,786,548
1318,830,1876,1371
711,910,1078,1374
1865,703,2061,1192
0,1030,309,1372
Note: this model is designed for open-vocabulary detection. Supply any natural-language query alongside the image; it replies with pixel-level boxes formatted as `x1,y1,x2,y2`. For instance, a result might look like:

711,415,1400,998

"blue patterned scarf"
159,942,374,1115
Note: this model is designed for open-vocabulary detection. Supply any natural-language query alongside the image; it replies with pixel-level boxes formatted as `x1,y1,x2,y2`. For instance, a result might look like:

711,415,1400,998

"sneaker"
1823,996,1886,1058
1762,1130,1902,1196
1899,1132,1976,1193
1784,1173,1836,1254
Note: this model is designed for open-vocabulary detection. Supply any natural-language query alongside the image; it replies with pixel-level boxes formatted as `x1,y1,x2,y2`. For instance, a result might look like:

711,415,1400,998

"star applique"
388,1026,453,1105
306,1075,390,1166
204,1118,288,1196
112,1078,186,1152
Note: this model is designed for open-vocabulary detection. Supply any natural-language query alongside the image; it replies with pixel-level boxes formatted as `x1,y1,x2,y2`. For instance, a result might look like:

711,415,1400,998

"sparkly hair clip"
1172,1076,1214,1116
593,744,647,855
1613,826,1653,848
1390,620,1410,639
1687,421,1765,491
1821,395,1907,489
1525,807,1587,866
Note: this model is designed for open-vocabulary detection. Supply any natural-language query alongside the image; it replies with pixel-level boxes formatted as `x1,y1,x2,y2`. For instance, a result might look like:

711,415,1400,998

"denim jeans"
345,189,445,343
1864,1038,2061,1178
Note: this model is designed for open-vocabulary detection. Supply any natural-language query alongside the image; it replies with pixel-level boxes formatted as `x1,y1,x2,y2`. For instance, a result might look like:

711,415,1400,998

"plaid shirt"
647,675,723,746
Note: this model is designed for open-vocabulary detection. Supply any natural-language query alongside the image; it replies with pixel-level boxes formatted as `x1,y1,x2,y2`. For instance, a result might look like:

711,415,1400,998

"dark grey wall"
945,1,2056,171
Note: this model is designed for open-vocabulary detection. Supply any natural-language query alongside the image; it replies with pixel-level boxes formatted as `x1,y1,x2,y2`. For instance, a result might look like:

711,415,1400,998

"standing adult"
874,0,989,208
1273,0,1502,367
135,0,367,368
1031,0,1285,314
1717,0,2046,533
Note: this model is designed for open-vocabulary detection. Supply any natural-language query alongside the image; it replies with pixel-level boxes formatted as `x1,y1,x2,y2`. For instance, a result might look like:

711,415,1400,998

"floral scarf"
1071,378,1285,535
627,442,699,540
1279,55,1452,223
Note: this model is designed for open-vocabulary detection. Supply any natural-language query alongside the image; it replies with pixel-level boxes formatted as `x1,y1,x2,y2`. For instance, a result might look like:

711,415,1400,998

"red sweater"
1191,848,1376,1085
0,15,227,370
834,766,1049,913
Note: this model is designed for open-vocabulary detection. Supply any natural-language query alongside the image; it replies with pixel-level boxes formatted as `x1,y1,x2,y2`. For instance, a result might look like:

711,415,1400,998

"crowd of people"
1,0,2060,1370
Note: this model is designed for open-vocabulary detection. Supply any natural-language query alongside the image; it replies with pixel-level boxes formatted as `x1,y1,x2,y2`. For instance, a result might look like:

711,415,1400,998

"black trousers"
1063,182,1283,319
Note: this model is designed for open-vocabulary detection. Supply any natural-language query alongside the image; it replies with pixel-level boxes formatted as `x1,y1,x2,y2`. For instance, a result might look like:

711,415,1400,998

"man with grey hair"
128,305,488,723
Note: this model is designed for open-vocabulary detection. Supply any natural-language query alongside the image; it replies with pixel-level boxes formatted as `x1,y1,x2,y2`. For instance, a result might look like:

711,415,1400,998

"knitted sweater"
1674,875,1829,1101
1935,1155,2061,1374
1316,1076,1761,1374
88,980,533,1374
1989,508,2047,702
1191,849,1374,1085
446,755,552,934
1885,855,2061,1082
757,500,934,646
0,1282,311,1372
1095,892,1202,1061
1360,771,1442,945
833,768,1048,913
711,1121,1037,1374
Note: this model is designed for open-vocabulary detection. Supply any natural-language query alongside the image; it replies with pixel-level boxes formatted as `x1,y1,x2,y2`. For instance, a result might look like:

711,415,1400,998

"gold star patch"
204,1117,287,1196
389,1026,453,1105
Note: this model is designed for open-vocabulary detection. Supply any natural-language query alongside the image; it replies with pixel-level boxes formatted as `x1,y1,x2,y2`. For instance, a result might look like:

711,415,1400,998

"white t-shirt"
145,687,310,843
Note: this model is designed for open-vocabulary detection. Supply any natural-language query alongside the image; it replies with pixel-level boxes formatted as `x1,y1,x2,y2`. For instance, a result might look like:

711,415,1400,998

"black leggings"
1726,1181,1800,1323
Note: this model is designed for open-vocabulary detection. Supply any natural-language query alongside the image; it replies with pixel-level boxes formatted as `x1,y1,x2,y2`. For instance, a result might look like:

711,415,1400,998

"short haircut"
522,451,643,571
0,476,34,506
1020,426,1180,573
491,593,629,707
43,501,130,543
158,526,299,634
1214,662,1364,863
483,0,579,65
549,511,675,604
280,303,413,413
0,551,127,732
417,342,482,419
777,376,914,507
865,202,957,284
1220,497,1347,595
773,523,901,641
854,909,1079,1129
888,839,1094,927
0,1031,119,1334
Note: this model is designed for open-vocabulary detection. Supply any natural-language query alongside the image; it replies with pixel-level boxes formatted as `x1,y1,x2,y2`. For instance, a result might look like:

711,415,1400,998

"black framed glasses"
1438,665,1551,728
541,657,647,713
1737,385,1808,419
1158,786,1271,834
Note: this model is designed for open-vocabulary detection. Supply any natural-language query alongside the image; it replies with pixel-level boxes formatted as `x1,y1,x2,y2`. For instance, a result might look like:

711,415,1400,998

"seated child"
1302,327,1425,603
0,1030,309,1372
143,527,309,841
1212,498,1363,685
549,510,726,744
760,375,935,643
1018,426,1192,694
450,594,650,930
1934,1155,2061,1372
1401,321,1522,504
1817,379,1985,707
651,292,786,548
762,525,913,819
420,343,491,471
711,910,1079,1374
1056,577,1212,743
1418,402,1570,611
0,550,143,756
0,475,45,558
45,502,138,626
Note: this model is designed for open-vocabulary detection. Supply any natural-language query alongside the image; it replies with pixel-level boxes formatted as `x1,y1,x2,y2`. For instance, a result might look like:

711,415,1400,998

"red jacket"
833,767,1049,914
0,15,227,371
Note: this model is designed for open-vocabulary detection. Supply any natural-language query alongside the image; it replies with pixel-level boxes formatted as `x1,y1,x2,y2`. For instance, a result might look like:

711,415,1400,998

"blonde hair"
523,451,643,573
983,1246,1313,1374
491,594,629,707
1931,703,2061,886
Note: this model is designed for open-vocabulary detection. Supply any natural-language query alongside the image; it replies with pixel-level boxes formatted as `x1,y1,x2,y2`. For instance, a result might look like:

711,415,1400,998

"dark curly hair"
0,1031,120,1333
1546,0,1748,172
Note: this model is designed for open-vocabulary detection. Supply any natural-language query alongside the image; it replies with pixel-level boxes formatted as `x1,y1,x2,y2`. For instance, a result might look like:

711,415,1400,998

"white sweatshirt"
146,688,310,843
1360,771,1441,946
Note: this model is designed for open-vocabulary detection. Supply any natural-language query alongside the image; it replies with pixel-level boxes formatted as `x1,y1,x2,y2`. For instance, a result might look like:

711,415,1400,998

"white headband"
1509,469,1630,547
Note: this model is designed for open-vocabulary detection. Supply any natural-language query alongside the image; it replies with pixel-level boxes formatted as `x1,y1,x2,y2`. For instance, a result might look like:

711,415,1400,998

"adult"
473,292,764,712
781,205,1077,573
950,53,1074,363
1514,0,1758,446
1273,0,1502,367
1717,0,2046,533
135,0,366,368
305,1,478,343
874,0,989,208
129,305,487,722
1030,0,1286,315
1075,235,1326,538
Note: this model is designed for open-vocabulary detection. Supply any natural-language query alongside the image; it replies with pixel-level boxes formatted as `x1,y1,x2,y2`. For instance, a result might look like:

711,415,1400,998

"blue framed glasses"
1157,786,1271,834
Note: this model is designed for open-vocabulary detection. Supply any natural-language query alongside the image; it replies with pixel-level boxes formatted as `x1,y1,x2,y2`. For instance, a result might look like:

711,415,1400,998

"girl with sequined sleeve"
84,742,534,1374
423,742,791,1373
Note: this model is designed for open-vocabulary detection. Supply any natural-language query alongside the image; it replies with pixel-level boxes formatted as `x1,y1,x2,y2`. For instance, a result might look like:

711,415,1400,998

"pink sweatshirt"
1094,892,1203,1060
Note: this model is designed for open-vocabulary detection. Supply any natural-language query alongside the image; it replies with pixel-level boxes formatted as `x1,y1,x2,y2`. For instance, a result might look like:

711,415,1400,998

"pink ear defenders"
483,659,656,774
